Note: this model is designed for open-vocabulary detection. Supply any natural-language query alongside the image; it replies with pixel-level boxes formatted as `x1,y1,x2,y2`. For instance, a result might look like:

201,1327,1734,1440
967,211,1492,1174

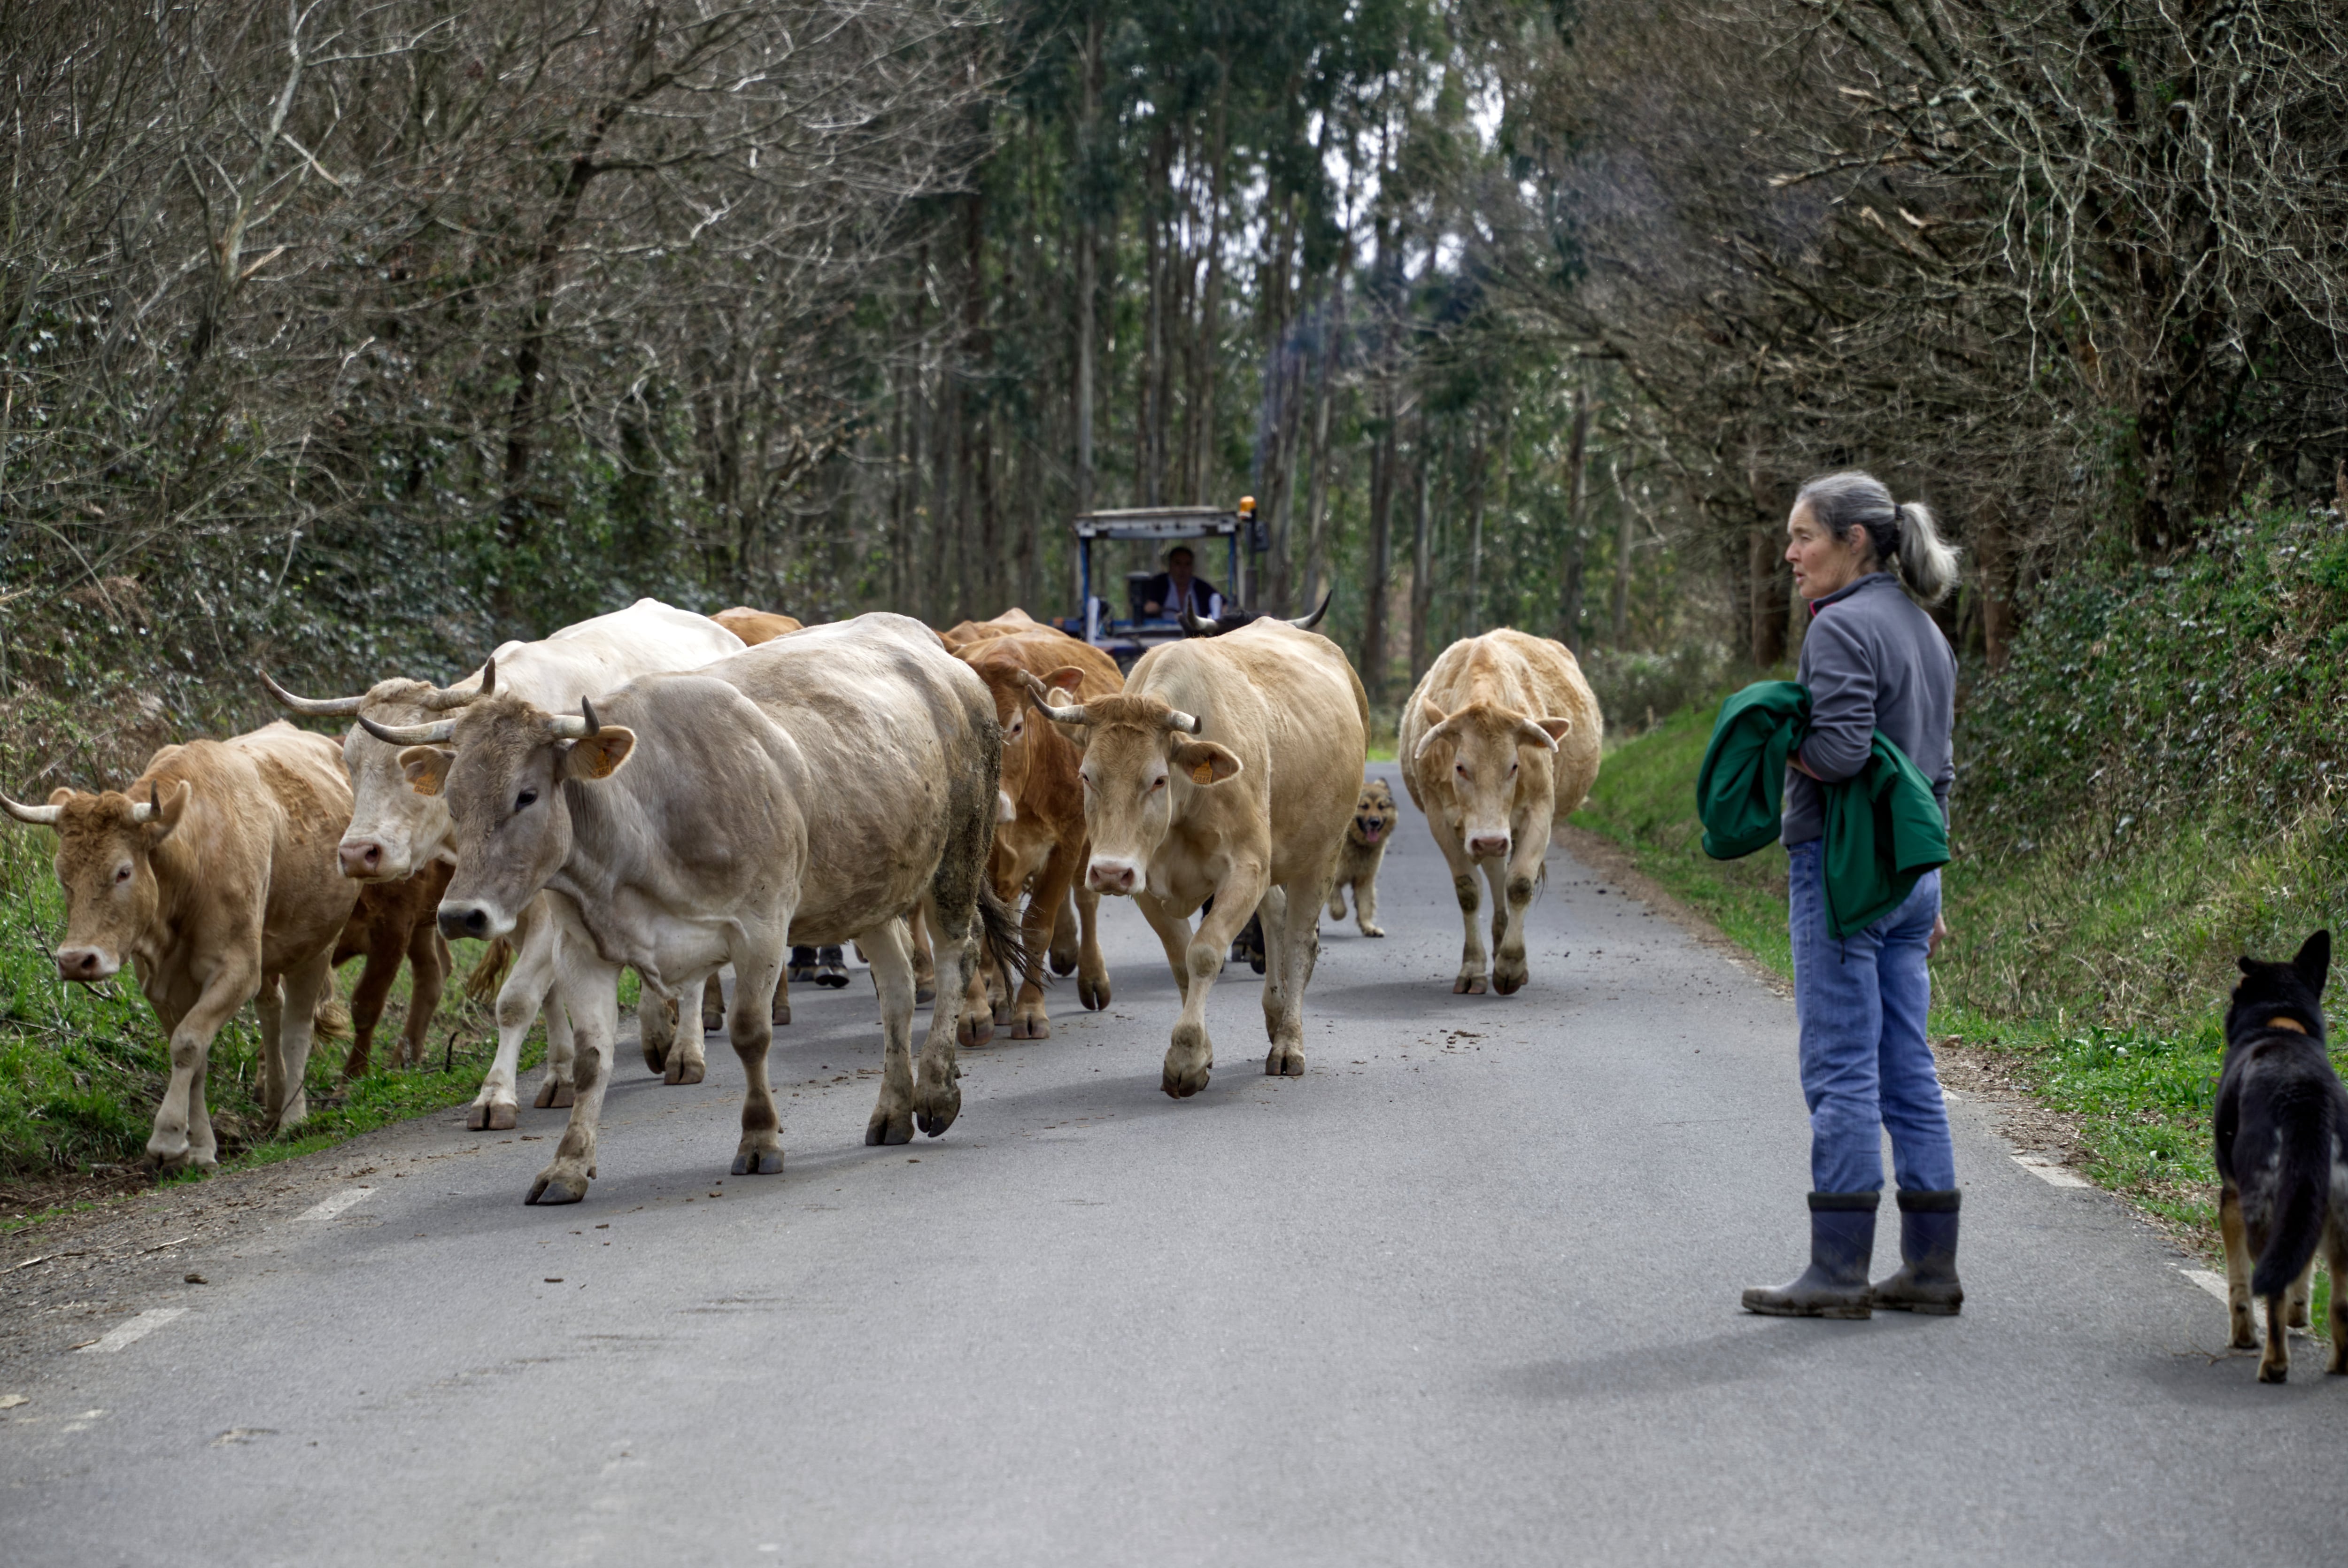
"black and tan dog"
2215,929,2348,1383
1325,777,1396,938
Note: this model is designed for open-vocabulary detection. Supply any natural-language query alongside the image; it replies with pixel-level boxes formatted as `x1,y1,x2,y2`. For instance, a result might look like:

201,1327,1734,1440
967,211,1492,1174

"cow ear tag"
1191,760,1215,785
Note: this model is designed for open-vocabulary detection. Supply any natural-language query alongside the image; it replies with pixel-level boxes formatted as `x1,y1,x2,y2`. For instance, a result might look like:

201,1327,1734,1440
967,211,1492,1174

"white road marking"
2182,1268,2231,1304
77,1309,185,1353
298,1186,375,1222
2012,1155,2092,1189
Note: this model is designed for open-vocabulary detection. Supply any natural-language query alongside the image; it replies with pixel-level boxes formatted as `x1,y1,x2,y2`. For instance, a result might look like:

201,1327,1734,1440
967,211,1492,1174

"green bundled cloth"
1694,681,1949,938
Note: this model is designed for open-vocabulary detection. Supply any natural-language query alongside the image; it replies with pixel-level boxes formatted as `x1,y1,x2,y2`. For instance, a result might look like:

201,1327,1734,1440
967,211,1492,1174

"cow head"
3,780,191,982
1021,679,1240,896
1413,697,1572,862
260,664,488,881
359,691,634,942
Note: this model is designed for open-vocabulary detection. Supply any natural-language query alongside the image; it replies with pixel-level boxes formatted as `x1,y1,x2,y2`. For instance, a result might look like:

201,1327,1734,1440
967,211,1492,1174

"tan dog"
1327,777,1396,937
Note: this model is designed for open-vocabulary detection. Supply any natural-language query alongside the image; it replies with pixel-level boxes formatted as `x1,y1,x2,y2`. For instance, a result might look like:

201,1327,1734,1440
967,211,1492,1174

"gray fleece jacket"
1783,572,1957,847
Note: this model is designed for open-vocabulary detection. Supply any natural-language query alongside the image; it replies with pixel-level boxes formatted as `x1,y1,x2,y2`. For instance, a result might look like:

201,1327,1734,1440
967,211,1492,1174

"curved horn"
1164,710,1202,734
358,713,456,746
418,655,493,712
1019,671,1090,725
258,668,366,717
1178,603,1226,638
547,695,602,741
1287,591,1333,632
1412,714,1465,762
0,790,62,826
129,782,160,824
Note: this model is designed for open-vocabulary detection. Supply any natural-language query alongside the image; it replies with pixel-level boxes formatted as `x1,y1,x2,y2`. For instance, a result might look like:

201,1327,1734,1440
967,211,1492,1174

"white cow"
264,598,744,1127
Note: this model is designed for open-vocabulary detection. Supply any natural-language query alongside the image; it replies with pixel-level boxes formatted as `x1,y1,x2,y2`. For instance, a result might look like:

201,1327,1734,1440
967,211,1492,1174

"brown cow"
331,861,453,1078
711,606,804,646
1399,630,1603,995
949,621,1122,1039
939,607,1039,651
2,723,360,1169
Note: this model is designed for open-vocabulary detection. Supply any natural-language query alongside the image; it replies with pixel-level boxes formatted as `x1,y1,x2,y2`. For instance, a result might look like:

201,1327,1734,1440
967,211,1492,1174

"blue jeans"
1787,840,1955,1194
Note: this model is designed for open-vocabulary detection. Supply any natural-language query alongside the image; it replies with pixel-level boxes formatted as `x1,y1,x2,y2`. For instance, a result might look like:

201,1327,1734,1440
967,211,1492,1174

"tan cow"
950,621,1123,1039
263,598,747,1127
940,607,1039,651
1399,630,1602,995
371,613,1023,1204
2,723,359,1169
1026,617,1366,1096
711,606,803,645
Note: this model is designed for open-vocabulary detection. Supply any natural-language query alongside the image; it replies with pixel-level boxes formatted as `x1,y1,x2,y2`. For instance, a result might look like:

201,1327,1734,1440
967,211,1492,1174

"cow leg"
1260,881,1321,1077
1074,884,1110,1012
526,952,622,1205
399,927,449,1070
1049,884,1081,976
1133,891,1195,996
1010,844,1080,1039
475,912,562,1129
983,955,1010,1026
1490,829,1543,995
726,946,790,1177
864,916,927,1146
148,962,251,1172
702,973,727,1034
267,950,335,1136
1426,809,1489,992
1154,865,1267,1100
647,976,706,1085
342,933,399,1081
905,908,938,1005
254,974,288,1134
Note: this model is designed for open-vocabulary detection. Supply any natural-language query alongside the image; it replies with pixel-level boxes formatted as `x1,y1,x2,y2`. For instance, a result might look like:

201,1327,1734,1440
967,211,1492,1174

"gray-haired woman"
1743,471,1967,1319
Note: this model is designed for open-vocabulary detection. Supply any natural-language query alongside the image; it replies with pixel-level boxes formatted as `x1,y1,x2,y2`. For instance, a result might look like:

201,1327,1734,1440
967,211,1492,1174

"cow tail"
463,935,515,1005
311,993,353,1040
2253,1086,2334,1301
978,884,1041,988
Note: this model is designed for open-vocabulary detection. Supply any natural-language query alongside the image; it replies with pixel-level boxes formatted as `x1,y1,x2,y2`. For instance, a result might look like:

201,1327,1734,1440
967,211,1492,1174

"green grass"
0,828,544,1228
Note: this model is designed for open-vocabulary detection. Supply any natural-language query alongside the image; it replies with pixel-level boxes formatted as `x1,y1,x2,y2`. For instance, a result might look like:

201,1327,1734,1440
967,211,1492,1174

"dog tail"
2252,1085,2334,1301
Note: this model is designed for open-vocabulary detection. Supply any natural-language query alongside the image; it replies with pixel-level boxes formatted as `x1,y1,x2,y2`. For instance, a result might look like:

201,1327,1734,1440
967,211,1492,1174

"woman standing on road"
1742,472,1966,1320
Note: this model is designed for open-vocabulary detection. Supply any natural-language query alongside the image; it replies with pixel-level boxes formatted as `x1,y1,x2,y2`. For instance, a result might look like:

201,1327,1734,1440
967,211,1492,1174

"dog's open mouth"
1356,819,1386,841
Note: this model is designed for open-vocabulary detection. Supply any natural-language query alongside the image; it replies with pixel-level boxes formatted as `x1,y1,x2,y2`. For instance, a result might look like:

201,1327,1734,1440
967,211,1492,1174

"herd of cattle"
1,599,1601,1205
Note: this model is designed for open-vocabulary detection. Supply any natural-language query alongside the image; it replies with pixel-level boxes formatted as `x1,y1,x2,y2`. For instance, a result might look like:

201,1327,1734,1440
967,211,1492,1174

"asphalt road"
3,763,2343,1566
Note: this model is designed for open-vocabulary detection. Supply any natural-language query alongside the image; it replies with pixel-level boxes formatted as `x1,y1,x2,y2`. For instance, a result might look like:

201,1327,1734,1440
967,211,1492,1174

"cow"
331,860,453,1077
941,607,1040,651
363,612,1022,1204
262,597,748,1128
2,723,360,1170
711,606,803,645
1024,613,1366,1097
1399,630,1602,995
949,620,1123,1040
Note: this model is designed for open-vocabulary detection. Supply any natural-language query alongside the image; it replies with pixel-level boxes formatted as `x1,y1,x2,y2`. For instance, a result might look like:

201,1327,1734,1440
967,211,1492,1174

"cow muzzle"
55,946,120,983
338,838,405,881
436,901,509,942
1086,856,1141,896
1466,830,1512,860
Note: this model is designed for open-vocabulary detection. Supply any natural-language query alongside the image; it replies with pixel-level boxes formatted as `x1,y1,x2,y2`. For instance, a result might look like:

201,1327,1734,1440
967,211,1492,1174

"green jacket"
1695,681,1950,938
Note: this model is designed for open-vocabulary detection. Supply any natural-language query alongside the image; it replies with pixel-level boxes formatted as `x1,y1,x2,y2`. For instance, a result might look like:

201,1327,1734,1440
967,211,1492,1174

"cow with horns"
262,598,749,1127
1024,606,1365,1097
359,612,1024,1204
3,724,360,1169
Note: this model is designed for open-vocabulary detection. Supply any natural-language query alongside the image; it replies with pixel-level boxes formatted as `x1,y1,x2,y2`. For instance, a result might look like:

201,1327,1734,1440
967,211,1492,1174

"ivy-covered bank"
1573,504,2348,1245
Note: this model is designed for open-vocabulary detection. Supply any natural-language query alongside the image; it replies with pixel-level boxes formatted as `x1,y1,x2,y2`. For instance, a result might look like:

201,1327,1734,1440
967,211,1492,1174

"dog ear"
2294,929,2331,994
2238,956,2259,977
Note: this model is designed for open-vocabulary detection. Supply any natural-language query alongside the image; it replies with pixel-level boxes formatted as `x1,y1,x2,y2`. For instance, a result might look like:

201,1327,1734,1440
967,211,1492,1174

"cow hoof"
815,953,850,989
958,1015,994,1048
641,1040,669,1074
550,1084,576,1109
2260,1362,2290,1384
1492,972,1525,996
1161,1066,1210,1099
991,1001,1012,1027
1009,1016,1050,1040
866,1108,914,1146
1265,1048,1304,1077
731,1145,784,1176
1453,976,1488,995
469,1101,519,1131
914,984,936,1006
1361,924,1386,938
1078,974,1111,1011
1049,945,1079,977
702,1012,726,1036
664,1058,705,1086
525,1170,588,1205
915,1087,961,1137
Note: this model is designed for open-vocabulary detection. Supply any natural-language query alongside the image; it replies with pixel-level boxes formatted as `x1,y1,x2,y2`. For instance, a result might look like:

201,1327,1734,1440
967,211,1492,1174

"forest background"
4,0,2348,1214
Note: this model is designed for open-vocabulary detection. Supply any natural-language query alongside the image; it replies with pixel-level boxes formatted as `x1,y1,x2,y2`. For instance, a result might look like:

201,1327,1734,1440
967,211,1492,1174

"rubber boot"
1870,1189,1963,1315
1741,1193,1878,1319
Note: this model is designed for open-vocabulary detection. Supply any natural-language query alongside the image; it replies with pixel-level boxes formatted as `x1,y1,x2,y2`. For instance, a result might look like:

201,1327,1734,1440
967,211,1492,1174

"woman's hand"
1929,913,1949,959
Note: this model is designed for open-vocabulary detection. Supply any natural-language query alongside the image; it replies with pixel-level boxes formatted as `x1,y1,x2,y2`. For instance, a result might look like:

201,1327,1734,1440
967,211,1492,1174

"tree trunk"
1301,254,1345,612
1558,387,1591,653
1361,387,1396,705
1976,500,2017,671
1409,410,1433,684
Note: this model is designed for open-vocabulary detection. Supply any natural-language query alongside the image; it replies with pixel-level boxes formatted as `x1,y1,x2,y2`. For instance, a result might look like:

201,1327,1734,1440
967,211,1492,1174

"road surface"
2,764,2340,1565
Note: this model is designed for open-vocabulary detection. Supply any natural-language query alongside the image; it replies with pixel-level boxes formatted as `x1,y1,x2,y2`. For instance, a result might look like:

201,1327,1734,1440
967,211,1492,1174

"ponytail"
1794,471,1961,605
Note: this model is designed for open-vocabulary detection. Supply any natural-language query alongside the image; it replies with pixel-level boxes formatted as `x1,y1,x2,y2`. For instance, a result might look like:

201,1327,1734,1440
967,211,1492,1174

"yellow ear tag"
1191,760,1215,785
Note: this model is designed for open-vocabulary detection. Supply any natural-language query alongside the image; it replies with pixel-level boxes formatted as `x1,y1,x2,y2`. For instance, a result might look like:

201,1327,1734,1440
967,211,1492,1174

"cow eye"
114,864,133,884
1149,775,1166,792
1508,761,1520,777
514,788,538,812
